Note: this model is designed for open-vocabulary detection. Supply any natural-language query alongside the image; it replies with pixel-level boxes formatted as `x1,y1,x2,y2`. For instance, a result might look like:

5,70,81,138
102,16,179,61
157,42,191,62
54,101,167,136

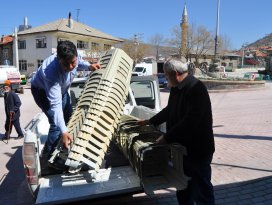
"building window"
3,48,8,60
18,40,26,49
77,40,89,49
91,42,99,50
37,59,43,68
19,60,27,71
221,62,226,67
58,38,69,43
36,37,47,48
104,44,111,51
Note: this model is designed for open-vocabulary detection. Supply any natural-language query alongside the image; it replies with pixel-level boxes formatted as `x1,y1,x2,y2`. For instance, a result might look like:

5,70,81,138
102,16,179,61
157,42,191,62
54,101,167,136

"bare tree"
168,24,215,66
217,34,232,54
190,25,214,66
83,42,106,63
167,25,181,55
120,40,150,63
148,33,165,61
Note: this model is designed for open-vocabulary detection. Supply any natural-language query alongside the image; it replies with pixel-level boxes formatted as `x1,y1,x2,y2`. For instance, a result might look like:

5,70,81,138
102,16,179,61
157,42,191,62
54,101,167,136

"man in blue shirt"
31,40,100,158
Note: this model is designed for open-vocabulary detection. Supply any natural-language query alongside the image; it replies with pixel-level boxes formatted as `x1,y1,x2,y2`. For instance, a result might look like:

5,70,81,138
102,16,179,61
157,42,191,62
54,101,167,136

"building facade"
17,15,122,75
0,35,13,65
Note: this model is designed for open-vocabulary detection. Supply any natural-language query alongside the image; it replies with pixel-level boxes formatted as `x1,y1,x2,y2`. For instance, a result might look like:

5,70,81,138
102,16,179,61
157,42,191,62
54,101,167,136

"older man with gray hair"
139,58,215,205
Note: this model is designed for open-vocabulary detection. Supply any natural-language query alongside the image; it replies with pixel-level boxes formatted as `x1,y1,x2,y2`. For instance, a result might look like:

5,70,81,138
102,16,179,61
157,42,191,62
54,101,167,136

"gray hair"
163,58,188,74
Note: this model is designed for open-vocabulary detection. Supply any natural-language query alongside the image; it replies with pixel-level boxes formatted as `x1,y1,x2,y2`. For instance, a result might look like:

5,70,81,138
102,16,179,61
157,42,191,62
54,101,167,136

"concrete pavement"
82,82,272,205
0,82,272,205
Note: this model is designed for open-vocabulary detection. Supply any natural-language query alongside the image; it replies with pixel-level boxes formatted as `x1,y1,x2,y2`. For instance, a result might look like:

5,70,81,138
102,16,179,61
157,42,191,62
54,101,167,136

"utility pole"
241,42,248,68
214,0,220,61
76,9,80,22
133,33,143,63
13,27,19,68
241,49,245,68
134,34,139,63
209,0,220,72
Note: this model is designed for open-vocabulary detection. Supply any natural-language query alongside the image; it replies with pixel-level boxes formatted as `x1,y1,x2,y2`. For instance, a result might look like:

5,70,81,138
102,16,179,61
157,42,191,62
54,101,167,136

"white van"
132,62,157,76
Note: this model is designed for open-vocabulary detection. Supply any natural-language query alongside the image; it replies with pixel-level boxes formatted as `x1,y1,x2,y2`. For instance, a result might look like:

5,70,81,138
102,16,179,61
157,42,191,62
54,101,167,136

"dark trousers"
5,116,23,137
177,155,215,205
31,86,72,155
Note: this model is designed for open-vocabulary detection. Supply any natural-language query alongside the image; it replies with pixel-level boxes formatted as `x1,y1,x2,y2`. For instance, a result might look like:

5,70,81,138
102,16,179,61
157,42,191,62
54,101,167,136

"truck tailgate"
36,166,141,204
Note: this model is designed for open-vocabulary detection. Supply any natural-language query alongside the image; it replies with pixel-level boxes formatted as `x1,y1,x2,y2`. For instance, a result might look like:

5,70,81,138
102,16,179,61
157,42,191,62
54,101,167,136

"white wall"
18,33,53,74
18,31,116,74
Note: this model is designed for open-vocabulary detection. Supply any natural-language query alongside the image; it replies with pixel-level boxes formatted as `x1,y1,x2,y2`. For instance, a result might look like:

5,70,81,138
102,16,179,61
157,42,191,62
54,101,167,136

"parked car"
157,73,168,87
20,74,27,85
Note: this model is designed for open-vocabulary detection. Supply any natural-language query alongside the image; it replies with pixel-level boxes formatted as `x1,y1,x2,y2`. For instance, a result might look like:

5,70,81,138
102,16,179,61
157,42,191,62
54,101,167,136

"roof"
18,18,122,42
255,50,267,57
223,52,240,57
0,35,13,45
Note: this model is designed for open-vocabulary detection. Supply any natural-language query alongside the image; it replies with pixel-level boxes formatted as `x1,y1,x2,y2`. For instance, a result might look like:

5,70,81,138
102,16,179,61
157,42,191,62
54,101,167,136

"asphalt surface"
0,82,272,205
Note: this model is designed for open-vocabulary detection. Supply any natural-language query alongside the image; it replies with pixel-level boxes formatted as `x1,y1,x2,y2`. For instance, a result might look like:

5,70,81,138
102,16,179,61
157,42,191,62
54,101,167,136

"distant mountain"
247,33,272,48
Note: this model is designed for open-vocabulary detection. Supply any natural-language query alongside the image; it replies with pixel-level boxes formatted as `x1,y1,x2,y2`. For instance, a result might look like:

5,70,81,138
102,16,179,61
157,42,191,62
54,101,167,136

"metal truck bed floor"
36,166,141,204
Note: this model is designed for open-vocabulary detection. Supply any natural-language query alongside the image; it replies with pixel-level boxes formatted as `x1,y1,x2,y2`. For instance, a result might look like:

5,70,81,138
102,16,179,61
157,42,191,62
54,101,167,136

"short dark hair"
57,40,77,60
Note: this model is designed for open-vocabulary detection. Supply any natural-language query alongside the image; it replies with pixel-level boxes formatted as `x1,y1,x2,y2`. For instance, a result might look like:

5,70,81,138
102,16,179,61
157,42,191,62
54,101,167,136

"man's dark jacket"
4,90,22,121
149,75,215,160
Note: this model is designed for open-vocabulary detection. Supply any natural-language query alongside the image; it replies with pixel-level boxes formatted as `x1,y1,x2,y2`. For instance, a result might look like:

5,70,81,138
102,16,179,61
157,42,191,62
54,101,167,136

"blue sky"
0,0,271,50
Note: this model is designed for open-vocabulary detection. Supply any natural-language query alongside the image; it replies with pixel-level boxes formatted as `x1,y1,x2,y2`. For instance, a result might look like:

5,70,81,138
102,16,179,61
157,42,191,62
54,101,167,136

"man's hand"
89,63,101,71
62,132,73,149
137,120,149,126
156,135,167,145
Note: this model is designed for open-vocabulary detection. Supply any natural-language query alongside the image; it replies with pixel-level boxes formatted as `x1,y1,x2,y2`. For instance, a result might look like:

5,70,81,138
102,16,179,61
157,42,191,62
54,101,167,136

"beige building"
17,15,122,75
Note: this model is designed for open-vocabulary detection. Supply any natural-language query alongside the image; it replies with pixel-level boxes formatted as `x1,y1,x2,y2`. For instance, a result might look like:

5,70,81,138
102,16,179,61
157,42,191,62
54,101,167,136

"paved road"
0,83,272,205
0,86,40,205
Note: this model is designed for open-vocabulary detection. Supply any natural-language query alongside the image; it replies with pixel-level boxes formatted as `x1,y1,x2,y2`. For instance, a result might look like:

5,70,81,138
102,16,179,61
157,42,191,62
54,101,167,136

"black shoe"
16,135,24,140
2,136,10,140
48,157,69,172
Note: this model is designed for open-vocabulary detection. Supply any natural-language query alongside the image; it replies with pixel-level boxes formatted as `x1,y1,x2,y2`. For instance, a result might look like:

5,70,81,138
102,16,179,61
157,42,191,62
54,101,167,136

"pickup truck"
23,49,188,204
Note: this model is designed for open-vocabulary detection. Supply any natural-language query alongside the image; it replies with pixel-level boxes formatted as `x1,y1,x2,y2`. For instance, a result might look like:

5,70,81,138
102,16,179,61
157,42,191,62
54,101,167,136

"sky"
0,0,271,50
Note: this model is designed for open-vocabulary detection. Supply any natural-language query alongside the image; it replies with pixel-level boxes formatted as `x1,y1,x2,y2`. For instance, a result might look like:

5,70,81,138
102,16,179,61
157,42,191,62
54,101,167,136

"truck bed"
36,166,141,204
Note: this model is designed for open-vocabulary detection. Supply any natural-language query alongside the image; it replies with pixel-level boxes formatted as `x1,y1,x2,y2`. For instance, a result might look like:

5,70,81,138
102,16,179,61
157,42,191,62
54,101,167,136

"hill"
247,33,272,48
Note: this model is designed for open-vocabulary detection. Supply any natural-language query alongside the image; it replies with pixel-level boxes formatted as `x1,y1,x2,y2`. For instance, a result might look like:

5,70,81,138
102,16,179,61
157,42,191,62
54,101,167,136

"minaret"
180,3,189,58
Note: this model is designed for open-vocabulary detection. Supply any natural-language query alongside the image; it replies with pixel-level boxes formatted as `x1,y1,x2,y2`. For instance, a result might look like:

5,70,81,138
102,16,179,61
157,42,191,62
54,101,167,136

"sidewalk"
85,82,272,205
209,82,272,204
0,83,272,205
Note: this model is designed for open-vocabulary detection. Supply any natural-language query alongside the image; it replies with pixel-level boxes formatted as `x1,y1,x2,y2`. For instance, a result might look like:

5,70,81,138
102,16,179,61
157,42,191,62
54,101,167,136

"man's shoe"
48,156,69,172
16,136,24,140
2,135,10,140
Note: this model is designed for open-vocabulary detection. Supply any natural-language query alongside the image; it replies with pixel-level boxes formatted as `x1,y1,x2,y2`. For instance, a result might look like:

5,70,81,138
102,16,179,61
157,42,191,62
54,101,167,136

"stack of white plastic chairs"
65,48,133,172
